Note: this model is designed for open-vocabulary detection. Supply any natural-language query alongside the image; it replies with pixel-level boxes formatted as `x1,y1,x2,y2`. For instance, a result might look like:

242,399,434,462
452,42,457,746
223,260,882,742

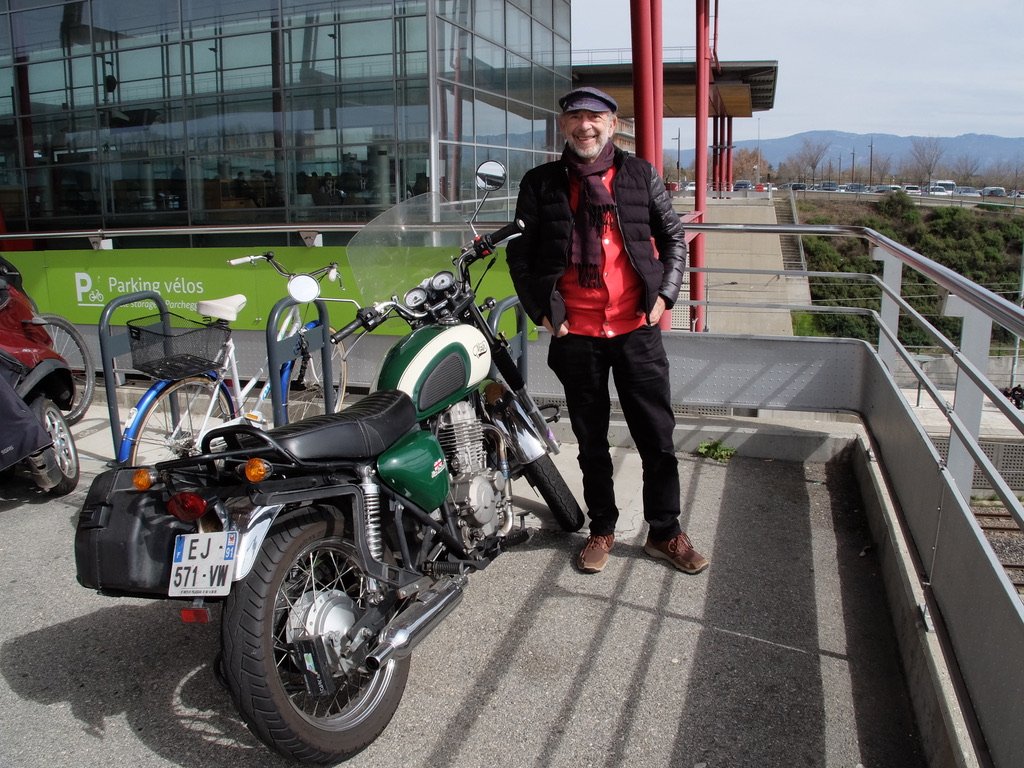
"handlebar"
486,218,524,247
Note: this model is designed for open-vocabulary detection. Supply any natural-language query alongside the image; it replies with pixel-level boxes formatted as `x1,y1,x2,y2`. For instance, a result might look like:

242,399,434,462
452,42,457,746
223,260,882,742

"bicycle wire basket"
126,313,229,379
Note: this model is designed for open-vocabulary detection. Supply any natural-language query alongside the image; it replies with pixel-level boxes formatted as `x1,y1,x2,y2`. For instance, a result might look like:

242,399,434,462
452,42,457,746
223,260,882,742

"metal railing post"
942,293,993,498
873,245,903,372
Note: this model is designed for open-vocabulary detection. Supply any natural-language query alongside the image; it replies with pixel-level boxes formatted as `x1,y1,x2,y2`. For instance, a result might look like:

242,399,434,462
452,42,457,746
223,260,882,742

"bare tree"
872,152,894,186
948,154,982,186
908,136,945,186
790,138,830,185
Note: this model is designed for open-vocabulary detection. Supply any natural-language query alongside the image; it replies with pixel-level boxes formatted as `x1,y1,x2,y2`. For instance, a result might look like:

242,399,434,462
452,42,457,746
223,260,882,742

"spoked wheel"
521,453,584,532
221,510,409,764
38,314,95,425
125,377,233,465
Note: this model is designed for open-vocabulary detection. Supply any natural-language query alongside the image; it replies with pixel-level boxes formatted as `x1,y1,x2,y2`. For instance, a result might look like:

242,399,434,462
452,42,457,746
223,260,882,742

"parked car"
733,179,752,190
981,186,1007,197
685,181,697,193
845,183,867,193
821,181,838,191
790,182,807,191
926,185,951,196
902,184,922,195
955,187,981,197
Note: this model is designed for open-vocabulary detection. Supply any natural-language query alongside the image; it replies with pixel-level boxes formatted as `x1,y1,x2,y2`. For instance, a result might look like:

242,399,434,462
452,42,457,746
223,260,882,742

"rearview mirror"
475,161,507,192
287,274,320,303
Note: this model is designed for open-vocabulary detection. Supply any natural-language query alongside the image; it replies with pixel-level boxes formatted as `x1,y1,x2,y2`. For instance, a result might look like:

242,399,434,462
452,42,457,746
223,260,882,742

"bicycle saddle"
197,294,247,322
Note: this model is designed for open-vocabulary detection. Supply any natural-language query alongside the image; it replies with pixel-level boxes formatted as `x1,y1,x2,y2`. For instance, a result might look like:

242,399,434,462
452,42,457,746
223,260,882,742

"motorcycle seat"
268,389,417,461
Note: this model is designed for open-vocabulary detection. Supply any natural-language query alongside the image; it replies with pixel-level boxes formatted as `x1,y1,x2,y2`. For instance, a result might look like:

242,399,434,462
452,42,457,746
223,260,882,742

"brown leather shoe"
644,532,709,574
577,534,615,573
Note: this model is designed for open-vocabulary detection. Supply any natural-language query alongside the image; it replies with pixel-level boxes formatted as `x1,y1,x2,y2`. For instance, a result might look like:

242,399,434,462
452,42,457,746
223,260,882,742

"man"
506,86,708,576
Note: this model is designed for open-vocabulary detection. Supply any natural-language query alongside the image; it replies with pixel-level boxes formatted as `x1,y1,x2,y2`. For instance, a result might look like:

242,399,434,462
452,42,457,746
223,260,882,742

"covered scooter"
0,255,79,495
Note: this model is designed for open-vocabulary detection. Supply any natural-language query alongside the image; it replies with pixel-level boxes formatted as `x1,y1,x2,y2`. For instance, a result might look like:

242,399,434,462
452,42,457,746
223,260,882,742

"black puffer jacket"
506,145,686,330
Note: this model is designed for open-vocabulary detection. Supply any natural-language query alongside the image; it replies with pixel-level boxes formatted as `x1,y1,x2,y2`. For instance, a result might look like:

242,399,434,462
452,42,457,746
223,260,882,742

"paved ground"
0,400,927,768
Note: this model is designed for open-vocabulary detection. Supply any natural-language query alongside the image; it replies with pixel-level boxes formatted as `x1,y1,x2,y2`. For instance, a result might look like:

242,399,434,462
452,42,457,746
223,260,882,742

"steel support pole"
692,0,710,332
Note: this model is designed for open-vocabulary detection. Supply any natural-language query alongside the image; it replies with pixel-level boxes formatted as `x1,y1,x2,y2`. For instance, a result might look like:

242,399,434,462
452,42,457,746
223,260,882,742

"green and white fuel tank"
375,324,491,420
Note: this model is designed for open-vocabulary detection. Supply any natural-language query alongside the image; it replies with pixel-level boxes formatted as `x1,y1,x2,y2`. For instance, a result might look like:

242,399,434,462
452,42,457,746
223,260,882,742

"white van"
933,179,957,195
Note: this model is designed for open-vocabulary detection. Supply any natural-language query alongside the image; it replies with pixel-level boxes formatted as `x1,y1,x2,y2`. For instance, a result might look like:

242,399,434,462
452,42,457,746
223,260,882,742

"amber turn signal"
244,458,273,482
132,468,157,491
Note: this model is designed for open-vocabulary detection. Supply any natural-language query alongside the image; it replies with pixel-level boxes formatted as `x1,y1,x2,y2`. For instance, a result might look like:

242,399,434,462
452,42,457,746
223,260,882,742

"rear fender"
17,360,73,410
231,504,284,581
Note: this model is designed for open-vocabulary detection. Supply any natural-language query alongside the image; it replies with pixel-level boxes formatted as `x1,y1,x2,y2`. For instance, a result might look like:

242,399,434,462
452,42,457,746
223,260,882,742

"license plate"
169,532,238,597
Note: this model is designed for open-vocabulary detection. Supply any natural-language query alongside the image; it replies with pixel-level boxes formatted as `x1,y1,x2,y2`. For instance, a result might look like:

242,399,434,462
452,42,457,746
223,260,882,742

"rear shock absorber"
359,465,383,562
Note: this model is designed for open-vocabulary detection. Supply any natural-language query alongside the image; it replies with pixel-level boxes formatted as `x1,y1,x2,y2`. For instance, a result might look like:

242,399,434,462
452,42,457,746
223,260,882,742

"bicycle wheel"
38,314,95,425
125,376,233,465
282,322,347,423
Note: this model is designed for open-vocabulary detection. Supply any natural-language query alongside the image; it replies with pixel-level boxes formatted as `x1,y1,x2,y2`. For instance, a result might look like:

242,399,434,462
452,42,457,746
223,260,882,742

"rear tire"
521,453,584,532
31,396,79,495
38,314,95,425
221,510,409,763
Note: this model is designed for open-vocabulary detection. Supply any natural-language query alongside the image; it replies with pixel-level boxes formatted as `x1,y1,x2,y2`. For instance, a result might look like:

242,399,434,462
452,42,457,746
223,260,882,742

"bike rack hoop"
97,291,171,461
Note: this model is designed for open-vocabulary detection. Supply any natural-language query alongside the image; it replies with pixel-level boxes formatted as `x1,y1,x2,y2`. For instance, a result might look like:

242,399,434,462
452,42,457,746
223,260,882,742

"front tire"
221,510,409,763
521,453,584,531
31,396,79,495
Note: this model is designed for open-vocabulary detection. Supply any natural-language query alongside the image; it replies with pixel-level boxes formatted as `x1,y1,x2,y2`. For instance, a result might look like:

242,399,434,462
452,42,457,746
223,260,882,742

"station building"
0,0,571,237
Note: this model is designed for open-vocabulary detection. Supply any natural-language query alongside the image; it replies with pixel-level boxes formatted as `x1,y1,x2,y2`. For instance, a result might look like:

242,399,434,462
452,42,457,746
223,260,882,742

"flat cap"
558,86,618,114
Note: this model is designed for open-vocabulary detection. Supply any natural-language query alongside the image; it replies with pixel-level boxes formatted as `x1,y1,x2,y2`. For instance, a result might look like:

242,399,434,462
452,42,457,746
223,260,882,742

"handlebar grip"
227,252,271,266
330,316,365,344
488,218,524,245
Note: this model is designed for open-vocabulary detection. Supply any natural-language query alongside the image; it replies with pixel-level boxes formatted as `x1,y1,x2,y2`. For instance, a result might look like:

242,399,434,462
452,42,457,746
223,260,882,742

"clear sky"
572,0,1024,146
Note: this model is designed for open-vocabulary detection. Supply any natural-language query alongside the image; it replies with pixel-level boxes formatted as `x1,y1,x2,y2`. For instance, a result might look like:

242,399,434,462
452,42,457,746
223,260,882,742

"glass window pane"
532,19,552,68
437,19,471,82
437,0,471,26
533,0,553,27
505,5,530,58
12,5,92,61
506,52,531,105
399,17,428,76
439,83,472,143
91,0,181,41
474,38,504,94
474,94,505,145
553,0,570,37
533,65,555,113
182,0,276,30
474,0,502,43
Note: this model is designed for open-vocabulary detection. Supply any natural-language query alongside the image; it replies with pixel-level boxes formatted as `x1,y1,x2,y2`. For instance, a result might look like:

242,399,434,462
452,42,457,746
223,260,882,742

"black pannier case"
75,468,193,597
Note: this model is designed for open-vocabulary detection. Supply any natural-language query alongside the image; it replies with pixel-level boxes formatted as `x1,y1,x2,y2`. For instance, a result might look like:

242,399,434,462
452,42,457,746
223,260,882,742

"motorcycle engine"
436,401,506,539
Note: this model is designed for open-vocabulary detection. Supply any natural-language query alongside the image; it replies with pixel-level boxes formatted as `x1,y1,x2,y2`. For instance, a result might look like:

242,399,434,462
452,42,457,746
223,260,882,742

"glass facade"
0,0,570,234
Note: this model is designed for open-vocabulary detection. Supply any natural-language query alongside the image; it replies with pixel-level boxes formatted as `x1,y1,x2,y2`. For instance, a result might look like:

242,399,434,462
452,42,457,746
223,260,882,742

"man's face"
559,109,617,161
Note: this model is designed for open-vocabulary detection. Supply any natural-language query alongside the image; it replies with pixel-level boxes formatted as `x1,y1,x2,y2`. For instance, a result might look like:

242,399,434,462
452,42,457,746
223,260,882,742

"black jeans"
548,325,682,541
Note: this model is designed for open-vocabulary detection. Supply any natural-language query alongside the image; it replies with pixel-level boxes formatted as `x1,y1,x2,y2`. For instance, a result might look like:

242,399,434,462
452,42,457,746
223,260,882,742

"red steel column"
725,116,733,191
692,0,709,331
629,0,656,165
651,0,664,170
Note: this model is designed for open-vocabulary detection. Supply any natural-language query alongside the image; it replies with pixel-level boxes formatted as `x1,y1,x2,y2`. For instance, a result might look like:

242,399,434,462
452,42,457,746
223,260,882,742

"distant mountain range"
677,131,1024,170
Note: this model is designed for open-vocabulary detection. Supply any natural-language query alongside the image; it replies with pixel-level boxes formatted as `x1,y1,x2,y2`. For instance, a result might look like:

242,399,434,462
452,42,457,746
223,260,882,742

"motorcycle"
74,162,583,763
0,256,79,495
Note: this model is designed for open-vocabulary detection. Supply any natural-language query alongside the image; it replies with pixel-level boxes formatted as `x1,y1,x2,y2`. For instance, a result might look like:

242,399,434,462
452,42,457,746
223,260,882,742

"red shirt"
558,166,646,337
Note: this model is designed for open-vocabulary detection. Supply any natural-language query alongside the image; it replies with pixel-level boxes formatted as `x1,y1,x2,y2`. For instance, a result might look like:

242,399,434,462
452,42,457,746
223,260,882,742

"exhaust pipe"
365,576,466,671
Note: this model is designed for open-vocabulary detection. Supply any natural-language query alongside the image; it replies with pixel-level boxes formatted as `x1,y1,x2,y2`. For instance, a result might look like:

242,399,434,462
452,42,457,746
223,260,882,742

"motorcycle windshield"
346,193,472,303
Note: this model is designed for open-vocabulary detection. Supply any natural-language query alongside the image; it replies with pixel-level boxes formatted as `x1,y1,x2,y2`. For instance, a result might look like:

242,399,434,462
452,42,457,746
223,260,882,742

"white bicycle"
117,252,350,466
